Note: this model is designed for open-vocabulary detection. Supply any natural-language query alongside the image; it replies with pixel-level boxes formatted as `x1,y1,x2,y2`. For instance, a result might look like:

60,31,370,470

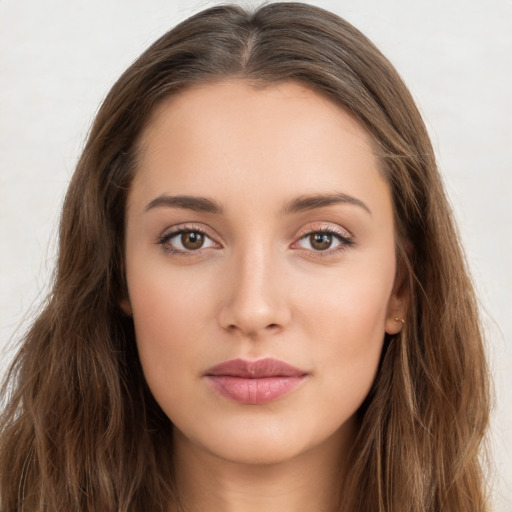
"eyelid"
291,222,355,254
156,223,221,255
155,221,354,256
294,222,353,240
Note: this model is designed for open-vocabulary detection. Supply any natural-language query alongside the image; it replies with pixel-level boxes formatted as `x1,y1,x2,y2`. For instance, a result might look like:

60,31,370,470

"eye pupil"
310,233,332,250
182,231,204,250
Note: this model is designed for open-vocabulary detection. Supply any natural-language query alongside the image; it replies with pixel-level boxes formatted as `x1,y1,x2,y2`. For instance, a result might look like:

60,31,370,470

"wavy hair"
0,3,490,511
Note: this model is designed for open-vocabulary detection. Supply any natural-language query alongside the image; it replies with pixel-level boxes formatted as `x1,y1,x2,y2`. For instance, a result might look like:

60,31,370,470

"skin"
123,80,406,512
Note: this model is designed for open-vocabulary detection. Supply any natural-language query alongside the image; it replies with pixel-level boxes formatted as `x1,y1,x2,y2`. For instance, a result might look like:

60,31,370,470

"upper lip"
205,358,307,378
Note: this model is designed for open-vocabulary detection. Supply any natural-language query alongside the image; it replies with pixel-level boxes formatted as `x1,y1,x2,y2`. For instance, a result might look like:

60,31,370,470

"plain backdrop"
1,0,511,509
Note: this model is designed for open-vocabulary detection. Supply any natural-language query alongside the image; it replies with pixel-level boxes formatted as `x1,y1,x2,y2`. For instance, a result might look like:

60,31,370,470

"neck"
170,421,355,512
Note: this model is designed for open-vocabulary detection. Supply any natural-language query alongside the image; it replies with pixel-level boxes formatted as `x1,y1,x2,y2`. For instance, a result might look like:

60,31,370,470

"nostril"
218,295,291,335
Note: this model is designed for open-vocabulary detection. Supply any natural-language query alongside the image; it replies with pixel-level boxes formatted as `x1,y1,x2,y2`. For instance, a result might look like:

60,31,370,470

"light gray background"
1,0,511,509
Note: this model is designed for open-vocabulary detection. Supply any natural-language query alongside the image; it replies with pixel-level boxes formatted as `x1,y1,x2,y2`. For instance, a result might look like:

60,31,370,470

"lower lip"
206,375,306,404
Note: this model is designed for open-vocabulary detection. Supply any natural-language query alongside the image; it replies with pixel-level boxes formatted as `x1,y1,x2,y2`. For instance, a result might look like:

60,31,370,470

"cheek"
301,262,394,348
126,266,215,394
297,258,395,401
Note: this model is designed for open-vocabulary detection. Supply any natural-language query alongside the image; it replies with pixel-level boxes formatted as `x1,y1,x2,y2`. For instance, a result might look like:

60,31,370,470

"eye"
295,228,353,253
157,228,218,254
304,232,338,251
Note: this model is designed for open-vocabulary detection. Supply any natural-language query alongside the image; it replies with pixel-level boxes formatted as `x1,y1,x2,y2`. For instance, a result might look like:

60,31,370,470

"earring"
394,317,405,325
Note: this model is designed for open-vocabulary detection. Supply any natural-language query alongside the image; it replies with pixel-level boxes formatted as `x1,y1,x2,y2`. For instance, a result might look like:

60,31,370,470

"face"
123,80,405,465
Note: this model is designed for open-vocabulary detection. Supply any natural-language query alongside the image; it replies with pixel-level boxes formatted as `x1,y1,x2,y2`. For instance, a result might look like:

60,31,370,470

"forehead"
138,79,375,156
129,80,389,216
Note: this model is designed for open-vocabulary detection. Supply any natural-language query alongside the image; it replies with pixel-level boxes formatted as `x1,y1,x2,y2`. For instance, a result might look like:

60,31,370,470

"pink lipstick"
205,358,308,404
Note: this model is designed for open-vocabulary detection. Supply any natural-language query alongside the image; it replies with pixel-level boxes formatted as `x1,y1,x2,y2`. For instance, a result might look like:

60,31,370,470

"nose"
217,246,291,337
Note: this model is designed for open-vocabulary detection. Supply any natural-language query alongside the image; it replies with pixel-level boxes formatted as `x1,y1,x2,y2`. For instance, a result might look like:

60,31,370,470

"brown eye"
309,233,333,250
295,229,352,254
181,231,205,250
158,228,217,254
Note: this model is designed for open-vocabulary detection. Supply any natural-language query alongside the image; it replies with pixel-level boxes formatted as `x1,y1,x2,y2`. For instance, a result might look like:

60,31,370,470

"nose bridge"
218,239,289,335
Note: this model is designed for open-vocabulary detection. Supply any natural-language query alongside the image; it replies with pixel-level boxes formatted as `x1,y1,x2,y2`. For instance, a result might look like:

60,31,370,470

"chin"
203,433,311,466
174,411,354,467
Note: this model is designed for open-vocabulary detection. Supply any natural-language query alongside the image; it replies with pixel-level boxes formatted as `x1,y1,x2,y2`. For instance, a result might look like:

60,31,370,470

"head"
0,3,490,512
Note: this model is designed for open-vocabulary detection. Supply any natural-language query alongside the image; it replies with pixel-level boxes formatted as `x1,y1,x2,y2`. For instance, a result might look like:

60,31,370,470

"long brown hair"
0,3,490,511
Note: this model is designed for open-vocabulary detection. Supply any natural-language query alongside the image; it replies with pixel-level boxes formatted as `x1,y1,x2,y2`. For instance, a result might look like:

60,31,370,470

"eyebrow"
282,192,371,215
145,195,223,214
144,192,371,216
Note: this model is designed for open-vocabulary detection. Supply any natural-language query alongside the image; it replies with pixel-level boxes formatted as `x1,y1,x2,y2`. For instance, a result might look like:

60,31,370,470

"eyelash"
156,225,354,257
294,226,354,257
156,226,215,256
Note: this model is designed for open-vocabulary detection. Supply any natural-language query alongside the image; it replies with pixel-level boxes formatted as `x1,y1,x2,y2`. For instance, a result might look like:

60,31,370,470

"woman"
0,2,490,511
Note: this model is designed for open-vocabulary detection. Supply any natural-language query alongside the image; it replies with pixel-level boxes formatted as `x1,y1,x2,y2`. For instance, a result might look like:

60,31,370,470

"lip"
204,358,308,404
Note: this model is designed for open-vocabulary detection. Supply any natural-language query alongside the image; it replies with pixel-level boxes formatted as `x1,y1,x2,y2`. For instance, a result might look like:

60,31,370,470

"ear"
385,266,409,335
119,261,132,315
120,297,132,316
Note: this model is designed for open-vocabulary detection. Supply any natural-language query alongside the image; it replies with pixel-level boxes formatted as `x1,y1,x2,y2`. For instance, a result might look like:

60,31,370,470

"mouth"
204,358,308,404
